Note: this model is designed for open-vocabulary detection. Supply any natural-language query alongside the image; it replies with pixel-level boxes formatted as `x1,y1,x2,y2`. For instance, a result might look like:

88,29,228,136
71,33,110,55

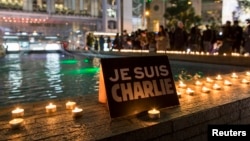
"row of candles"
9,101,82,129
115,49,250,57
142,72,250,119
177,71,250,96
9,71,250,128
9,101,161,129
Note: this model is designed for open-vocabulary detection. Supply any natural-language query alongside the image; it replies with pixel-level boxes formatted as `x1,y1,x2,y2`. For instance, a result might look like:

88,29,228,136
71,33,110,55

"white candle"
66,101,76,110
213,84,221,90
215,75,222,80
246,72,250,76
224,80,232,86
178,81,187,88
12,108,24,118
177,91,182,98
201,86,210,93
186,88,194,95
241,79,250,84
206,77,214,83
231,73,238,79
72,107,83,117
45,103,57,113
195,80,203,86
9,118,24,129
148,109,160,119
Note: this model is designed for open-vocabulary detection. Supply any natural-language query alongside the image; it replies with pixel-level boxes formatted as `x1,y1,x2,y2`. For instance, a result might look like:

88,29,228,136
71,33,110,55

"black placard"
100,55,180,118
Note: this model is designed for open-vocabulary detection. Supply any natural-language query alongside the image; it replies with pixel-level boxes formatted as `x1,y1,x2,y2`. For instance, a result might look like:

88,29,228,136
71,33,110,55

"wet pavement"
0,51,249,107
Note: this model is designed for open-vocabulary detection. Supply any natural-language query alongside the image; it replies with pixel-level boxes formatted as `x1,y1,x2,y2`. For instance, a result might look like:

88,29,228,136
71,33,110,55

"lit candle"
178,81,187,88
231,73,238,79
12,107,24,118
206,77,214,83
177,91,181,98
215,75,222,81
213,84,221,90
45,103,57,113
72,107,83,117
148,109,160,119
241,79,250,84
201,86,210,93
195,80,203,86
186,88,194,95
66,101,76,110
9,118,24,129
246,72,250,76
224,80,232,86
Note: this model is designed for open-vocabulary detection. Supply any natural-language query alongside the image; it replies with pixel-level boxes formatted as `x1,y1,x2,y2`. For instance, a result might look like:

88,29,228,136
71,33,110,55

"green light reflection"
84,59,90,63
60,59,78,64
64,67,100,75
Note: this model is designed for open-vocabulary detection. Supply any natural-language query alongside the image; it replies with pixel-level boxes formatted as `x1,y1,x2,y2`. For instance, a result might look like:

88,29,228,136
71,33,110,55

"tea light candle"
224,80,232,86
177,91,181,98
9,118,24,129
241,79,250,84
148,109,160,119
206,77,214,83
186,88,194,95
215,75,222,80
231,73,238,79
12,108,24,118
213,84,221,90
195,80,203,86
246,71,250,76
202,86,210,93
45,103,56,113
72,107,83,117
66,101,76,110
178,81,187,88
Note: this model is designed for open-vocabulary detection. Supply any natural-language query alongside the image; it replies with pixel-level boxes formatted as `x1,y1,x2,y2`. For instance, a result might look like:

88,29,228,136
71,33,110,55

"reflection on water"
0,53,100,106
0,53,249,107
45,54,62,98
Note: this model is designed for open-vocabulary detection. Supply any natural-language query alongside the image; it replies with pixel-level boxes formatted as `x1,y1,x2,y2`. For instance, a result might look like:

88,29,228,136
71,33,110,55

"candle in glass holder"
45,103,57,113
224,80,232,86
231,73,238,79
186,88,194,95
9,118,24,129
202,86,210,93
66,101,76,110
241,79,250,84
213,84,221,90
215,75,222,80
195,80,203,86
178,81,187,88
12,107,24,118
72,107,83,117
148,109,160,119
206,77,214,83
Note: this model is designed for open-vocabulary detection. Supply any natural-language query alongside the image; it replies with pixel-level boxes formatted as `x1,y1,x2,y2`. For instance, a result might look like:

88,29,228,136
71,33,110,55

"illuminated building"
0,0,134,50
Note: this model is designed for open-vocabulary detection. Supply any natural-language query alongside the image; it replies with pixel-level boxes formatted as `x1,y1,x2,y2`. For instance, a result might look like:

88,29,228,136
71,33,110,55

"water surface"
0,53,248,106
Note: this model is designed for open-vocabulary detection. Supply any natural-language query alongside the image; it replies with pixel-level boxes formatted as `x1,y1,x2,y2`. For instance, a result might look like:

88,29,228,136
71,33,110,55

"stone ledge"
0,72,249,140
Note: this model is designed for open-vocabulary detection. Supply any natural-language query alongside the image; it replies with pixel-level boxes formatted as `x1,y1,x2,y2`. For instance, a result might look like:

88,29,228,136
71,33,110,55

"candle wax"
9,118,24,129
66,101,76,110
72,107,83,117
148,109,160,119
46,103,57,113
12,108,24,118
